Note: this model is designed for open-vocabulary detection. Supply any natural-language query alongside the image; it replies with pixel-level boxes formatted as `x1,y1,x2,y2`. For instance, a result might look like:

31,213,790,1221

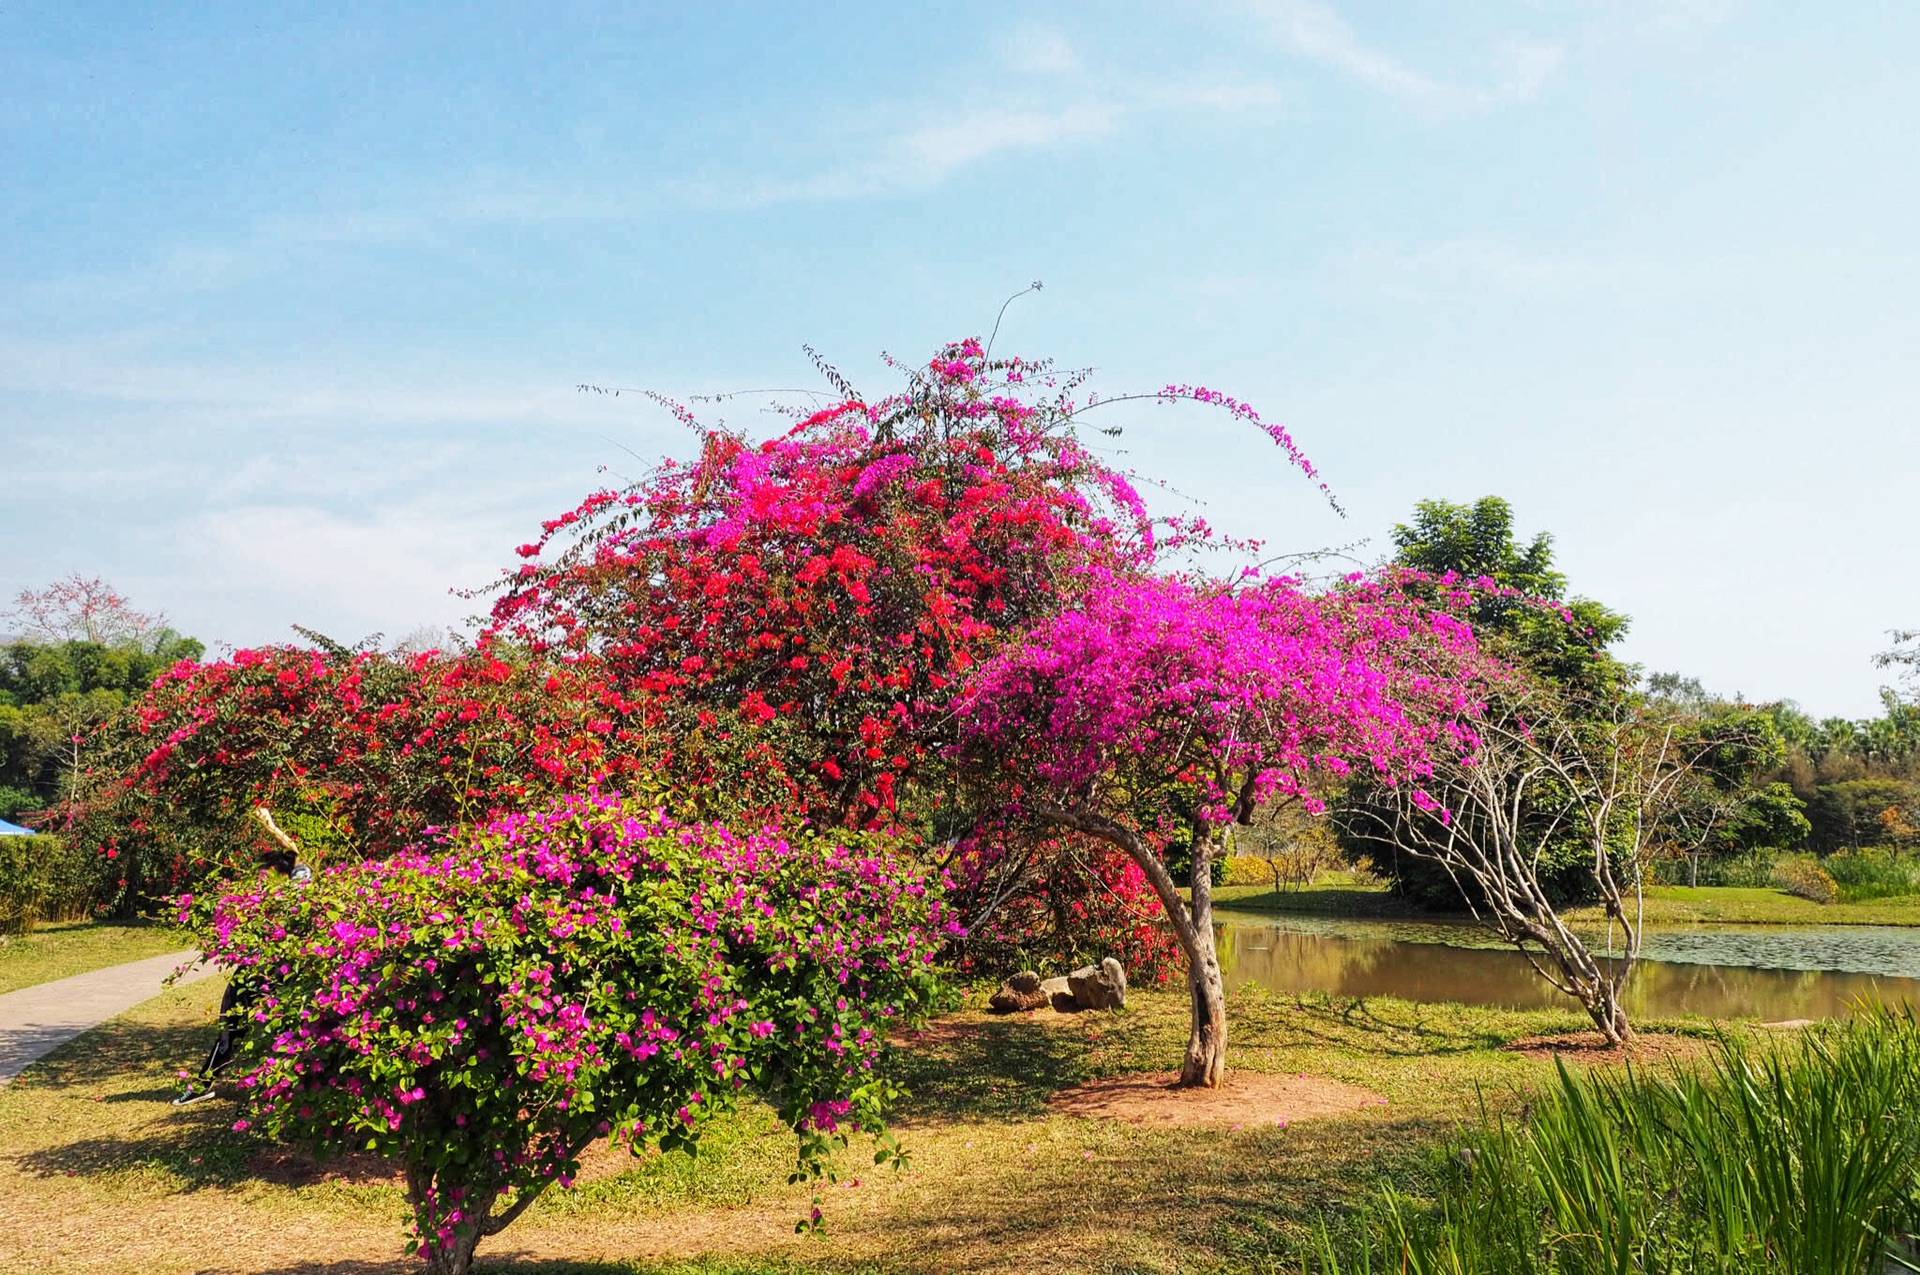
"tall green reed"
1315,1006,1920,1274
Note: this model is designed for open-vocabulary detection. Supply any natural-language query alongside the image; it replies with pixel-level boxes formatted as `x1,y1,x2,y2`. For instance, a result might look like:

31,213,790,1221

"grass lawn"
1572,885,1920,927
0,920,192,996
0,976,1723,1274
1215,880,1920,928
1213,881,1420,918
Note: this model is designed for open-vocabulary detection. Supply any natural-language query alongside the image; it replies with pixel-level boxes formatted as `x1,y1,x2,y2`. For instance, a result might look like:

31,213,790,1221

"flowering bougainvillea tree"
191,793,949,1275
70,641,697,912
486,338,1330,967
487,341,1149,829
959,570,1499,1086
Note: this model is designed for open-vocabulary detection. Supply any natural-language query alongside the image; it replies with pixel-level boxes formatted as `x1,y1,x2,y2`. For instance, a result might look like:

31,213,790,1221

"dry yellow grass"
0,975,1708,1274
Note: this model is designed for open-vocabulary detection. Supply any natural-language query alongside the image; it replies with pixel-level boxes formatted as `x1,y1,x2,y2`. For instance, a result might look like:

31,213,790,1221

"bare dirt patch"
1500,1031,1709,1064
1047,1070,1386,1128
246,1146,399,1188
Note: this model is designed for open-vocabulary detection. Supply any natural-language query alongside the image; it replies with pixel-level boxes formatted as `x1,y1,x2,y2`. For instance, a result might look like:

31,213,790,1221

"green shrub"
0,834,99,933
1770,856,1840,904
1822,849,1920,901
1319,1007,1920,1274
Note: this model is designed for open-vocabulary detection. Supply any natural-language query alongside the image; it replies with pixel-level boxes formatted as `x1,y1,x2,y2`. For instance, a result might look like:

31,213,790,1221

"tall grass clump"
1685,849,1777,889
1822,850,1920,902
1316,1006,1920,1274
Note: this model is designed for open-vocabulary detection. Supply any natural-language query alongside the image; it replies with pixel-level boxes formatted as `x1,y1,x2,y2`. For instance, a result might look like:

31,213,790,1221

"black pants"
198,973,262,1081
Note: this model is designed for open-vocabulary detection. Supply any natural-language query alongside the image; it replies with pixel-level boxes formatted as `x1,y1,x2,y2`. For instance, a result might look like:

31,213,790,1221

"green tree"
1877,628,1920,699
0,631,204,820
1806,779,1920,853
1342,497,1634,908
1642,683,1810,882
1390,496,1630,694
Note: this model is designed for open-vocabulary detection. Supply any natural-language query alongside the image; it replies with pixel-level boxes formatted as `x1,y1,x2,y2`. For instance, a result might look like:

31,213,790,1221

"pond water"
1216,911,1920,1020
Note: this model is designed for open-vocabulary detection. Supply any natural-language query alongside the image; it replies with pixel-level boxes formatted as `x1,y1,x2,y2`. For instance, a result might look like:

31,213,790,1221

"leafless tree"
1877,628,1920,699
6,574,166,647
1344,690,1710,1045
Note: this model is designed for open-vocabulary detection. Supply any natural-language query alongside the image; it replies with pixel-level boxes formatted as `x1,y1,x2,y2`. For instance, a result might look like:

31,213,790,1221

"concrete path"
0,949,217,1085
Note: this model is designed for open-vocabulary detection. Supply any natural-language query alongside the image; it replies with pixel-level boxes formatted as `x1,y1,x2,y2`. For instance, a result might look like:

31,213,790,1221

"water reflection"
1217,919,1920,1020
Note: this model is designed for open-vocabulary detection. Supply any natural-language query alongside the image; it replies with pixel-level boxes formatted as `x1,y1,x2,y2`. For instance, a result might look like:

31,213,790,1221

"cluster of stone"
987,958,1127,1013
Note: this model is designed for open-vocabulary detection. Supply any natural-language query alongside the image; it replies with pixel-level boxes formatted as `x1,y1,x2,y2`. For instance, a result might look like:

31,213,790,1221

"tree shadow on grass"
887,1014,1097,1122
9,1124,398,1192
14,1014,211,1089
1257,993,1517,1058
8,1014,399,1192
1217,887,1420,919
226,1259,873,1275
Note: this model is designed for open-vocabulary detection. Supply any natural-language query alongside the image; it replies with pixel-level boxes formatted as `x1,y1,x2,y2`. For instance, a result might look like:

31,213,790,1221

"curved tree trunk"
1595,995,1634,1046
1035,805,1230,1087
1178,825,1228,1086
1181,931,1229,1086
1525,932,1636,1047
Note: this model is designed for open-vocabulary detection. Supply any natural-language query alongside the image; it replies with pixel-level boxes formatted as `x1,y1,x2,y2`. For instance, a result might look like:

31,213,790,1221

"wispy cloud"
1001,23,1083,76
666,101,1124,209
1637,0,1742,37
1498,38,1566,102
1153,80,1288,113
1251,0,1449,100
900,103,1121,182
1243,0,1564,110
0,333,631,431
6,32,1292,310
1335,236,1688,302
182,500,518,642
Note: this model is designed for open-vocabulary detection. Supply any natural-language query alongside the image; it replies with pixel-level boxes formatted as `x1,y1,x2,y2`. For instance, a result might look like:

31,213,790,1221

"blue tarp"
0,818,35,836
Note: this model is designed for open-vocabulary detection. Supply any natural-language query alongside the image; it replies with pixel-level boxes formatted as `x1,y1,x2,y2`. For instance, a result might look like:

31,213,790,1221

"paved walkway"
0,949,217,1085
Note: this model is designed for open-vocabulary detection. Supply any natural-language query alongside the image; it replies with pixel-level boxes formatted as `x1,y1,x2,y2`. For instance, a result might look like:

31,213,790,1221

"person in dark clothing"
172,842,308,1106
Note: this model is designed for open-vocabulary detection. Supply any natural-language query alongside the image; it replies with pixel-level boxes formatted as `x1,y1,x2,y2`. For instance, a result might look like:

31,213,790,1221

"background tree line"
1329,496,1916,905
0,575,202,822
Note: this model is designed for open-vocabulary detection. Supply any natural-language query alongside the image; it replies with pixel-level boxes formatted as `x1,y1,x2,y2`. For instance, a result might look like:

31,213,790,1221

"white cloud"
1154,80,1287,113
6,32,1306,310
1243,0,1564,111
1637,0,1742,37
669,101,1124,209
1001,24,1083,75
183,501,512,643
1499,38,1566,103
1250,0,1449,100
1338,237,1654,299
900,103,1121,181
0,332,632,430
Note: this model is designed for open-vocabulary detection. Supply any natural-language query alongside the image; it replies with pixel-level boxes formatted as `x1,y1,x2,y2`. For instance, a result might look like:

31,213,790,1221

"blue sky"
3,1,1915,717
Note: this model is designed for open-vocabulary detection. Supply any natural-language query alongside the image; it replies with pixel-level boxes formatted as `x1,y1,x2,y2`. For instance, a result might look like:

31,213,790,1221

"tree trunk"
408,1168,496,1275
1585,986,1634,1046
1181,931,1229,1086
1032,804,1232,1088
419,1230,483,1275
1561,955,1635,1046
1178,826,1228,1087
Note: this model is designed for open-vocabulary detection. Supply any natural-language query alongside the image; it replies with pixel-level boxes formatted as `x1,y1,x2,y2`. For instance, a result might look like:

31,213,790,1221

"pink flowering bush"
189,793,949,1275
